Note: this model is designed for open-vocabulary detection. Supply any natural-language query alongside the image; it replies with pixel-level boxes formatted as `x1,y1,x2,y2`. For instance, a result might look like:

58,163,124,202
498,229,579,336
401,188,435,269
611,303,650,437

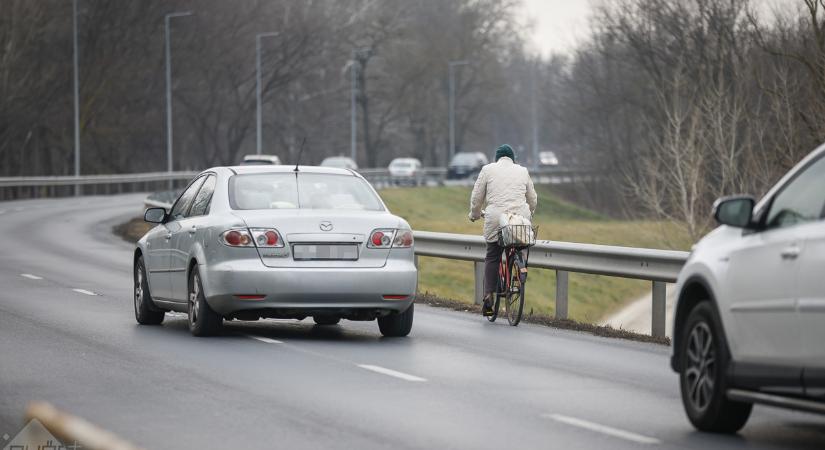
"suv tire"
679,301,752,433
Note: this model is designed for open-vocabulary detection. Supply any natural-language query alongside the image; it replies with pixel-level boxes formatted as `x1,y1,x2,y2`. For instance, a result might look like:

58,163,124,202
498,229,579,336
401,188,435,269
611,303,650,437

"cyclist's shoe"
481,294,494,316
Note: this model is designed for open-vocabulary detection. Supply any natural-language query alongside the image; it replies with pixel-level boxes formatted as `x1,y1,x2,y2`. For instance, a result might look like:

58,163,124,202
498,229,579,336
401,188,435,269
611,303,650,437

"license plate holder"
292,244,359,261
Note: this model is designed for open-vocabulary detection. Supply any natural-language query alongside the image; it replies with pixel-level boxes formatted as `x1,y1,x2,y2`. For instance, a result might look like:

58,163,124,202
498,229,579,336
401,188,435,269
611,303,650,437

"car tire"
313,316,341,326
188,267,223,337
134,256,164,325
679,301,752,433
377,303,414,337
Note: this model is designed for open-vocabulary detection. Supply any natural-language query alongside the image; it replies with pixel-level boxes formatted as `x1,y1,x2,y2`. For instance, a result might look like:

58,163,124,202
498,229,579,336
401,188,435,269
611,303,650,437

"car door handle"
780,245,800,260
188,225,197,235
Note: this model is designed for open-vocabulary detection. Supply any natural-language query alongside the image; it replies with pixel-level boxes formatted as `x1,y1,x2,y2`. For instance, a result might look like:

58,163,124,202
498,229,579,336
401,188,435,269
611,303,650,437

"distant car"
135,165,417,337
388,158,422,185
320,156,358,171
671,143,825,433
538,151,559,167
447,152,488,179
240,154,282,165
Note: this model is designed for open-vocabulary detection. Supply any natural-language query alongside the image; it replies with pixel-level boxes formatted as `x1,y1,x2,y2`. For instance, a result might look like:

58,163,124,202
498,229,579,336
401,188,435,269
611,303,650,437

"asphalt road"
0,194,823,450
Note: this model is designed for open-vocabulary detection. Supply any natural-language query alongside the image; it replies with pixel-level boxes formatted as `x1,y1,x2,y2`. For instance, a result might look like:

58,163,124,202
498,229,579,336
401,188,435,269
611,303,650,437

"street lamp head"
257,31,280,40
166,11,194,20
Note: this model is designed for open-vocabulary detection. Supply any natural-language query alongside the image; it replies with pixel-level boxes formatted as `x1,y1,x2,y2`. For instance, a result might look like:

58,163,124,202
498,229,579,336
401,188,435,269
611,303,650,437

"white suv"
672,144,825,433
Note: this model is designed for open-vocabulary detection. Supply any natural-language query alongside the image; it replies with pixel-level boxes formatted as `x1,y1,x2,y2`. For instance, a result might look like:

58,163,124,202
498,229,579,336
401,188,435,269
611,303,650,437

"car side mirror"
144,207,167,224
712,195,755,228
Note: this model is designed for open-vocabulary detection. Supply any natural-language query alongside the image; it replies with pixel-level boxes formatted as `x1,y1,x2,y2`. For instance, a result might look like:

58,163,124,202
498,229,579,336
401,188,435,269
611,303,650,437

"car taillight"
221,228,283,248
368,229,395,248
222,229,253,247
367,229,413,249
250,228,284,248
392,229,413,248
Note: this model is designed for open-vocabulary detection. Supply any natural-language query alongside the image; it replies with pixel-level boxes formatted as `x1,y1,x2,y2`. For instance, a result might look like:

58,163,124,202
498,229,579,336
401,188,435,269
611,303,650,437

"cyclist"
468,144,537,316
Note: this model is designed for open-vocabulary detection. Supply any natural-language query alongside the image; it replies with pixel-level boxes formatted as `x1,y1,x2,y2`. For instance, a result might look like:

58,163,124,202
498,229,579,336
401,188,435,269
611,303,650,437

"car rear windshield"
451,153,479,165
229,173,384,211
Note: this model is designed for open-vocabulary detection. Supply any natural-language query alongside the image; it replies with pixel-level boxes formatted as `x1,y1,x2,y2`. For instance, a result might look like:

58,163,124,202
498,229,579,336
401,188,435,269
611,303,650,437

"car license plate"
292,244,359,261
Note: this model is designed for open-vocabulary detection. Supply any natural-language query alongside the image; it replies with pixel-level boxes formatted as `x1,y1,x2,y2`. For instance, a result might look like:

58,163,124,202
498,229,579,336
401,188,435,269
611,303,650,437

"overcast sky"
519,0,803,57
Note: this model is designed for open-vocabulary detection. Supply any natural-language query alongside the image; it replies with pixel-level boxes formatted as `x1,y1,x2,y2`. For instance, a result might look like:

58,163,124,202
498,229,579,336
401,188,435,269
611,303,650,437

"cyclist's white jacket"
469,157,538,243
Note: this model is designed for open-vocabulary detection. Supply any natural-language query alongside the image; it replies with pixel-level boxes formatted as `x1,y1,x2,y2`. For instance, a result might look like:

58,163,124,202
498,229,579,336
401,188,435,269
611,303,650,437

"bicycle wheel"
504,251,526,326
487,250,507,322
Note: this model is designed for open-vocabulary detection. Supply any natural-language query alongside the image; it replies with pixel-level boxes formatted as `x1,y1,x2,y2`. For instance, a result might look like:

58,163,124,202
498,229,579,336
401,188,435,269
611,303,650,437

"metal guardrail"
0,167,595,200
0,171,199,200
140,191,687,337
415,231,688,337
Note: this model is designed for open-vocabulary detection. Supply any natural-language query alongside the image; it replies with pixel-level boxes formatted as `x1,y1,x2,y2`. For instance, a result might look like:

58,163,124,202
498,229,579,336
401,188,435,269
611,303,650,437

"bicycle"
487,224,537,326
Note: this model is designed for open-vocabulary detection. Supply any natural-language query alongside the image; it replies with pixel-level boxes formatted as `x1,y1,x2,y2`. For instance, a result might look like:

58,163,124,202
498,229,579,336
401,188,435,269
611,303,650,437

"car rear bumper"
200,258,417,317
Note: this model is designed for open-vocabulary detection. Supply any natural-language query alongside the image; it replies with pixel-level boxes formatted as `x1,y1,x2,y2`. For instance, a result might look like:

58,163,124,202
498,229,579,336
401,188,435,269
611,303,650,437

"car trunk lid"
231,210,400,268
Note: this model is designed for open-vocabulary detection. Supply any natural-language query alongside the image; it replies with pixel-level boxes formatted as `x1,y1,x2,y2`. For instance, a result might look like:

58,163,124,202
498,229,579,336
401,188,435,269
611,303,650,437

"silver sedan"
134,165,417,337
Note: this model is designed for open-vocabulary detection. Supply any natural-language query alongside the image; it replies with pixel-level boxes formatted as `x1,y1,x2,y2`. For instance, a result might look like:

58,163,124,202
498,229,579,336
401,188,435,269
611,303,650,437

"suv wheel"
679,302,751,433
377,304,414,337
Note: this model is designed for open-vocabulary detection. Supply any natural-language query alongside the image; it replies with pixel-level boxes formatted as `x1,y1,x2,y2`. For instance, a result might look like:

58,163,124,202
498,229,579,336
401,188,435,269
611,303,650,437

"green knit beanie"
495,144,515,162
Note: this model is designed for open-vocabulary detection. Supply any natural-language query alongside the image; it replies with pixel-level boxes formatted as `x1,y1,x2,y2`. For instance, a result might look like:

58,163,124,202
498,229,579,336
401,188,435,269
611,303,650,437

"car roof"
205,165,357,177
243,154,279,160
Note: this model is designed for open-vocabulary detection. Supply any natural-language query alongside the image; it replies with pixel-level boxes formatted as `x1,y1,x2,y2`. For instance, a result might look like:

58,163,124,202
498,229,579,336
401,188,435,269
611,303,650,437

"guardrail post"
474,261,484,305
555,270,568,319
652,281,666,338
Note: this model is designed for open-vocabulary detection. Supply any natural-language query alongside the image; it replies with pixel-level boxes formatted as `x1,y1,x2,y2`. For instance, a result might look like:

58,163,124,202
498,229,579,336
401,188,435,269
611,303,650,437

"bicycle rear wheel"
504,251,526,326
487,250,507,322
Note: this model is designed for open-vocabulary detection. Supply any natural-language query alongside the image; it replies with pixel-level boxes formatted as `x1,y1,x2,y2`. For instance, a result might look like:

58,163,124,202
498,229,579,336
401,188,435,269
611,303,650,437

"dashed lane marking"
20,274,43,280
71,288,97,296
247,335,284,344
357,364,427,382
542,414,661,445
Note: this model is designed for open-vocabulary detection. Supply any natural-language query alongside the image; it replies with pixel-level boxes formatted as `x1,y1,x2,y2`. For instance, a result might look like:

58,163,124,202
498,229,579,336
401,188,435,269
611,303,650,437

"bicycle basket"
498,224,537,248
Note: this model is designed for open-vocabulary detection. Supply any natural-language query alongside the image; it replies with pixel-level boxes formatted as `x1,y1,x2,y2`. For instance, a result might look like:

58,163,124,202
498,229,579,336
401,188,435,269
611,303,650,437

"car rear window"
229,173,384,211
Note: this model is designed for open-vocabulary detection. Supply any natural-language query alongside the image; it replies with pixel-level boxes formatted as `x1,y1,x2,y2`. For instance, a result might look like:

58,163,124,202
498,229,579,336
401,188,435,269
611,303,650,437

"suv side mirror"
713,195,755,228
144,207,167,224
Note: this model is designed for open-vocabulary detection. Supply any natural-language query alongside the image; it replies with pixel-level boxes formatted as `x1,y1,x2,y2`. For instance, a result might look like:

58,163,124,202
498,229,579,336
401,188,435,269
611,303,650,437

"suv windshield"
229,173,384,211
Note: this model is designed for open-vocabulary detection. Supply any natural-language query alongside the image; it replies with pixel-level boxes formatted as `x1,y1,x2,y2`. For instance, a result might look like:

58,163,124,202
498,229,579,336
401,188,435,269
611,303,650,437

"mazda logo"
319,221,333,232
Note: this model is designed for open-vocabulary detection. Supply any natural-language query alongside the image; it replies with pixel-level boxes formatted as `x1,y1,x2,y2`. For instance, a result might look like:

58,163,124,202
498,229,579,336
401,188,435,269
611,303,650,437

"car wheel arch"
673,276,727,372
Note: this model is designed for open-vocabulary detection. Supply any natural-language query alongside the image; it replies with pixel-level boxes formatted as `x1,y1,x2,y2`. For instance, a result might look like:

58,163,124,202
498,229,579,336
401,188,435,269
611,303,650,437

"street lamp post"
256,32,279,156
350,51,357,163
72,0,80,195
531,62,539,169
165,11,193,188
448,60,469,161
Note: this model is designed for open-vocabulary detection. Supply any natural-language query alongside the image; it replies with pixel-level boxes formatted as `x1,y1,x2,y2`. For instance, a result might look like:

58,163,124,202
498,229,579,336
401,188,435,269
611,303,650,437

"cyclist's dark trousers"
484,241,503,296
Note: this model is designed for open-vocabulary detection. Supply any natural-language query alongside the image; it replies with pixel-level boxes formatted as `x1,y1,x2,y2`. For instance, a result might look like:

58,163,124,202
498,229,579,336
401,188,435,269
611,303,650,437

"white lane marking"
20,274,43,280
12,207,24,212
357,364,427,382
71,288,97,296
0,209,6,214
247,335,283,344
542,414,661,445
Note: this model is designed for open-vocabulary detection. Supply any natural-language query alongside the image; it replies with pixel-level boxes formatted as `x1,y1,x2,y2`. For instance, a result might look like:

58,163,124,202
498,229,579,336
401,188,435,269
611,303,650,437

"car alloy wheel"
134,265,145,314
189,272,200,326
684,321,715,413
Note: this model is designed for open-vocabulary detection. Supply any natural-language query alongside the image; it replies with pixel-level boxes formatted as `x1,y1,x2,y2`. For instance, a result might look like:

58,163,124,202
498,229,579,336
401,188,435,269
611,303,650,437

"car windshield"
240,160,274,165
451,153,479,165
391,161,412,168
229,173,383,211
